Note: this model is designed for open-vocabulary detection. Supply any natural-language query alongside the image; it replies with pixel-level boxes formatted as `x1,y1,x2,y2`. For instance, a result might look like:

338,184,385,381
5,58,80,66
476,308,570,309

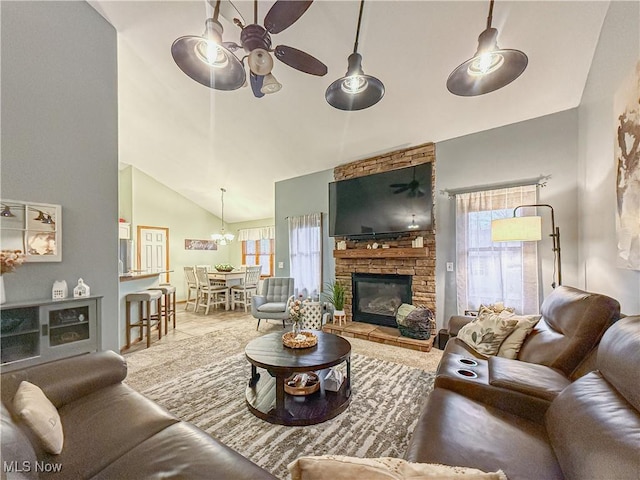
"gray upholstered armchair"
251,277,295,330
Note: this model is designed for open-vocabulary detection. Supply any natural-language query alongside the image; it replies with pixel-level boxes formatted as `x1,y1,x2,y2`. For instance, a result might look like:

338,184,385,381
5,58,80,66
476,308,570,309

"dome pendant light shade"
172,18,246,90
326,0,384,111
326,53,384,111
261,73,282,94
446,1,527,96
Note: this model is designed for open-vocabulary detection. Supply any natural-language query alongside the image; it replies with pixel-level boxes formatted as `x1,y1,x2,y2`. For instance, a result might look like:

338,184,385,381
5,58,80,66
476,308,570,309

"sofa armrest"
489,356,571,402
447,315,475,337
1,351,127,410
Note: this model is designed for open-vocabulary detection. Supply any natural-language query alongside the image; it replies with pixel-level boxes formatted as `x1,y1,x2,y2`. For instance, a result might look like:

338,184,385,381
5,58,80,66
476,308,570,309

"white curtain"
288,213,322,299
237,226,275,241
455,185,539,314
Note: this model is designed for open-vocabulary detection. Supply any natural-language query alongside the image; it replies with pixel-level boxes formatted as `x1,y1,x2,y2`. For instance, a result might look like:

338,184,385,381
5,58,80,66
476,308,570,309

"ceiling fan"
172,0,328,96
389,167,425,197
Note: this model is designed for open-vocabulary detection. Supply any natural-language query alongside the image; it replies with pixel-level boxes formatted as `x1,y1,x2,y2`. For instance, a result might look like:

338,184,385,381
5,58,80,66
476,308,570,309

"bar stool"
125,290,162,349
149,284,177,333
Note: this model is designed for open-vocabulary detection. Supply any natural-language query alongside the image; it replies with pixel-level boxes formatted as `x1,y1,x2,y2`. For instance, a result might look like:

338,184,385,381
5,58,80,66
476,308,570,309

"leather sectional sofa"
405,286,640,480
1,351,277,479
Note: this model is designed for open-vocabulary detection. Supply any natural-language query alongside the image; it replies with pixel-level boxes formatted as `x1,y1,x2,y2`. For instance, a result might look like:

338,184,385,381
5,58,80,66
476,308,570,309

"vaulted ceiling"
89,1,609,222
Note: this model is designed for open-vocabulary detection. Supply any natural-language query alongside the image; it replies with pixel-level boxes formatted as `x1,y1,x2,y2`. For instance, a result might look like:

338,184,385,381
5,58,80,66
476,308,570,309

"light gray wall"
1,1,119,351
275,169,335,289
578,0,640,315
436,109,580,327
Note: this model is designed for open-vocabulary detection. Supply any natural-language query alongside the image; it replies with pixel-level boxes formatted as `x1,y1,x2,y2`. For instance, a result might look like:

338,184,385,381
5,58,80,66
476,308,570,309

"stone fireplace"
352,273,412,327
333,142,436,323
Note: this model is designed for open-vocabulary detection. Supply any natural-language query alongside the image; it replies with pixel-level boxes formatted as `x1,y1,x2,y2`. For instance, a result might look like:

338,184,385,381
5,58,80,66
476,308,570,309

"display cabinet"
0,296,101,371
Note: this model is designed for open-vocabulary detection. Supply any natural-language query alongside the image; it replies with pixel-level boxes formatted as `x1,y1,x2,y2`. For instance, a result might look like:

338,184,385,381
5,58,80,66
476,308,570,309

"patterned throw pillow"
479,303,515,315
497,313,541,359
395,303,416,325
457,311,519,356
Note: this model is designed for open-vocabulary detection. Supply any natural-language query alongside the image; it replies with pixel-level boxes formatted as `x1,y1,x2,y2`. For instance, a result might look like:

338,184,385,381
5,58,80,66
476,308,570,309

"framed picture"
614,62,640,270
0,200,62,262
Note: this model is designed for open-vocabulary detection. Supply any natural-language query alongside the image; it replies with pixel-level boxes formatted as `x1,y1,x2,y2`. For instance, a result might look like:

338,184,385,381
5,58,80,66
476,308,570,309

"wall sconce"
491,203,562,288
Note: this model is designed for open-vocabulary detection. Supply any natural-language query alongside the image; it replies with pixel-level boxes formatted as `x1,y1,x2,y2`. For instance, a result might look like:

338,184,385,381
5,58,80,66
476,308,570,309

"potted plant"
323,280,346,317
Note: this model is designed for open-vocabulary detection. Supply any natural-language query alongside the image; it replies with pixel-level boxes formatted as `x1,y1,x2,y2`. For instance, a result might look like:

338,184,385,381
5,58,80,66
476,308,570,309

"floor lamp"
491,204,562,288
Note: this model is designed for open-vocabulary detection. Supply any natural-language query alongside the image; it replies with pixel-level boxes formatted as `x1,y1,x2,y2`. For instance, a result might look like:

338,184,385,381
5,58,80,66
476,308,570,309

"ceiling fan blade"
274,45,327,76
250,73,265,98
264,0,313,34
393,187,410,194
389,183,408,188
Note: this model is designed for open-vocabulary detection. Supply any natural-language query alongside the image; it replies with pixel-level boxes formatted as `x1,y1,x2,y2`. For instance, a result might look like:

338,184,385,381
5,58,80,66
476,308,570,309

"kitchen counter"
119,269,172,282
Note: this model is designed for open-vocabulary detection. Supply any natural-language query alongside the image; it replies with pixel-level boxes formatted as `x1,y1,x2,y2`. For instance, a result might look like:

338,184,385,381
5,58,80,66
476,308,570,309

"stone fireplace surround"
331,142,436,331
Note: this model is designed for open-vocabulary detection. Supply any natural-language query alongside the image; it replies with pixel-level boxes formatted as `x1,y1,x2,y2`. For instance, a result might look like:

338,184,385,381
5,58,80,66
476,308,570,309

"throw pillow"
395,303,416,325
399,307,435,340
479,303,515,315
456,311,519,356
497,313,541,359
13,381,64,455
288,456,508,480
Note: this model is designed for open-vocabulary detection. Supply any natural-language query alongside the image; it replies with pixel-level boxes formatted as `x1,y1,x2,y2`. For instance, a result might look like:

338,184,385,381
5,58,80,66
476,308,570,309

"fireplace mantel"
333,248,429,259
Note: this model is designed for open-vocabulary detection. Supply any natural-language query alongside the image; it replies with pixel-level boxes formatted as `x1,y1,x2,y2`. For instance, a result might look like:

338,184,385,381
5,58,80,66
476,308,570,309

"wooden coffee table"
245,331,351,426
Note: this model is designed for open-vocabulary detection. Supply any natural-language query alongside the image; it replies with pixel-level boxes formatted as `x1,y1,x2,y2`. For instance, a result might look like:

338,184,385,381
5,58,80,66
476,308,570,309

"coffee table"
245,331,351,426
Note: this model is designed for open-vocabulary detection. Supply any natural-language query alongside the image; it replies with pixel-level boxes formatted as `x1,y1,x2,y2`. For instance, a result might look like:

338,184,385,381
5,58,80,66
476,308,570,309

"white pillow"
497,313,541,359
456,311,519,356
13,381,64,455
288,456,508,480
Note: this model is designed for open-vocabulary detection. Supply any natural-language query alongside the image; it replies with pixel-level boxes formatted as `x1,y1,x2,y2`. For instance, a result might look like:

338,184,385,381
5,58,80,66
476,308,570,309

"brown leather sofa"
1,351,277,479
405,314,640,480
435,286,620,422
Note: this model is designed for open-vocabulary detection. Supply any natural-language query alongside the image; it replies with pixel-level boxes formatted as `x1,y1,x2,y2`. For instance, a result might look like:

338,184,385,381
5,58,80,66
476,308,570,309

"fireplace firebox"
352,273,412,327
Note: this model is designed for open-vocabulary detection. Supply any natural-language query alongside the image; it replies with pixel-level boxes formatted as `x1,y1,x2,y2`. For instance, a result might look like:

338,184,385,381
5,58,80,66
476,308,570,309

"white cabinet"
119,222,131,239
0,296,101,372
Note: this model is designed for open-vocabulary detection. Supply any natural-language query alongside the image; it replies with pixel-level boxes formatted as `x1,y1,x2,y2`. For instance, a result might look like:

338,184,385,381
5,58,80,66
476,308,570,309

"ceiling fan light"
261,73,282,94
1,205,15,217
341,75,368,94
248,48,274,75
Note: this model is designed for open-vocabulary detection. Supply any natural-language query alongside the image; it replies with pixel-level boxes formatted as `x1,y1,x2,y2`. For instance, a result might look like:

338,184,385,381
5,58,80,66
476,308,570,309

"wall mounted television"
329,163,433,239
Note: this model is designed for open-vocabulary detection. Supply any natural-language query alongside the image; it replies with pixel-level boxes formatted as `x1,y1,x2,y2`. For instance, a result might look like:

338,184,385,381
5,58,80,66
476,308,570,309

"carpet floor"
123,313,442,479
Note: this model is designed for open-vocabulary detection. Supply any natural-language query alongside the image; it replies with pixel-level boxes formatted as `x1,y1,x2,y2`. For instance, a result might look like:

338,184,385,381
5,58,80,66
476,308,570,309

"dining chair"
230,265,262,312
195,267,228,314
183,266,199,312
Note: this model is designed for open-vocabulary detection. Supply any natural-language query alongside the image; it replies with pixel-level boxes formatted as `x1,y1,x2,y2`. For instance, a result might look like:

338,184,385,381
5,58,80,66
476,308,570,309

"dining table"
207,270,245,310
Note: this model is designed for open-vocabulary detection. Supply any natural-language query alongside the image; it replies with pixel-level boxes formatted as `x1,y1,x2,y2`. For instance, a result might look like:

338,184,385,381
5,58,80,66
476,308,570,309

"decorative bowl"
214,264,234,272
284,372,320,396
282,331,318,349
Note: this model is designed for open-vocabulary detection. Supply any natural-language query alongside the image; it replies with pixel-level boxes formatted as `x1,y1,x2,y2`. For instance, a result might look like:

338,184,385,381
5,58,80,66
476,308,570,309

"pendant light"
447,0,527,96
171,0,245,90
211,188,234,245
1,205,15,217
325,0,384,111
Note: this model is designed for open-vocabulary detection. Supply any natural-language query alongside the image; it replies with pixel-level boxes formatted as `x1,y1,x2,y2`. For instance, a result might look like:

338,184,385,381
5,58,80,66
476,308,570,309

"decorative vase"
292,320,301,336
0,275,5,305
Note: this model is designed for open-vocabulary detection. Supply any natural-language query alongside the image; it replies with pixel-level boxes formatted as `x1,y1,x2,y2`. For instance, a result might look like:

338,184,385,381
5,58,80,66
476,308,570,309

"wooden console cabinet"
0,296,101,372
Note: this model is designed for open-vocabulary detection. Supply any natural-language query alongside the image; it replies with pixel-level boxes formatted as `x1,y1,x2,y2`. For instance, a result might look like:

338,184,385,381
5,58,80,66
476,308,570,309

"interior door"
137,226,169,283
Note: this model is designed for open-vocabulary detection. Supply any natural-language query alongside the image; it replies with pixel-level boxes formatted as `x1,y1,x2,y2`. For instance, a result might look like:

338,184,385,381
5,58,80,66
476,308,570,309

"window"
288,213,322,298
242,239,274,277
456,185,539,314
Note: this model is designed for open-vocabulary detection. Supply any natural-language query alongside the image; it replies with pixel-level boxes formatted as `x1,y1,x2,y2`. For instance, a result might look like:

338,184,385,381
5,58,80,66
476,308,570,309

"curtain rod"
440,175,550,198
284,212,324,219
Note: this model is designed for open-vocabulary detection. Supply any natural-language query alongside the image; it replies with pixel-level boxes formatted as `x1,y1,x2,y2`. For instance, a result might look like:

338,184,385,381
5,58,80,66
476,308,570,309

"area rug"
140,352,435,479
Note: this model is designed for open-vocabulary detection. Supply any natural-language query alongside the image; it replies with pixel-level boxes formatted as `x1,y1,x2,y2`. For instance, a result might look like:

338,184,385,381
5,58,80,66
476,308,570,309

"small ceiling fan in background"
171,0,328,96
389,167,426,198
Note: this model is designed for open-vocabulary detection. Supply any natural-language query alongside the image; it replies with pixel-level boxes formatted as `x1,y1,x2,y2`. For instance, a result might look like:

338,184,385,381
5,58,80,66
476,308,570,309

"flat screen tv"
329,163,433,238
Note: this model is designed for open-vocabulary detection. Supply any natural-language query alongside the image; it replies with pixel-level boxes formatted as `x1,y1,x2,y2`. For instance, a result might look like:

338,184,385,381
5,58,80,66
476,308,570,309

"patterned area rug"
140,353,435,479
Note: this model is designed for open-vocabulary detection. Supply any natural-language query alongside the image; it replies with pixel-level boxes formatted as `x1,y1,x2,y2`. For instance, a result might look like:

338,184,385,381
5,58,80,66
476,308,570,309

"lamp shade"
447,27,527,96
171,19,246,90
491,216,542,242
325,53,384,111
